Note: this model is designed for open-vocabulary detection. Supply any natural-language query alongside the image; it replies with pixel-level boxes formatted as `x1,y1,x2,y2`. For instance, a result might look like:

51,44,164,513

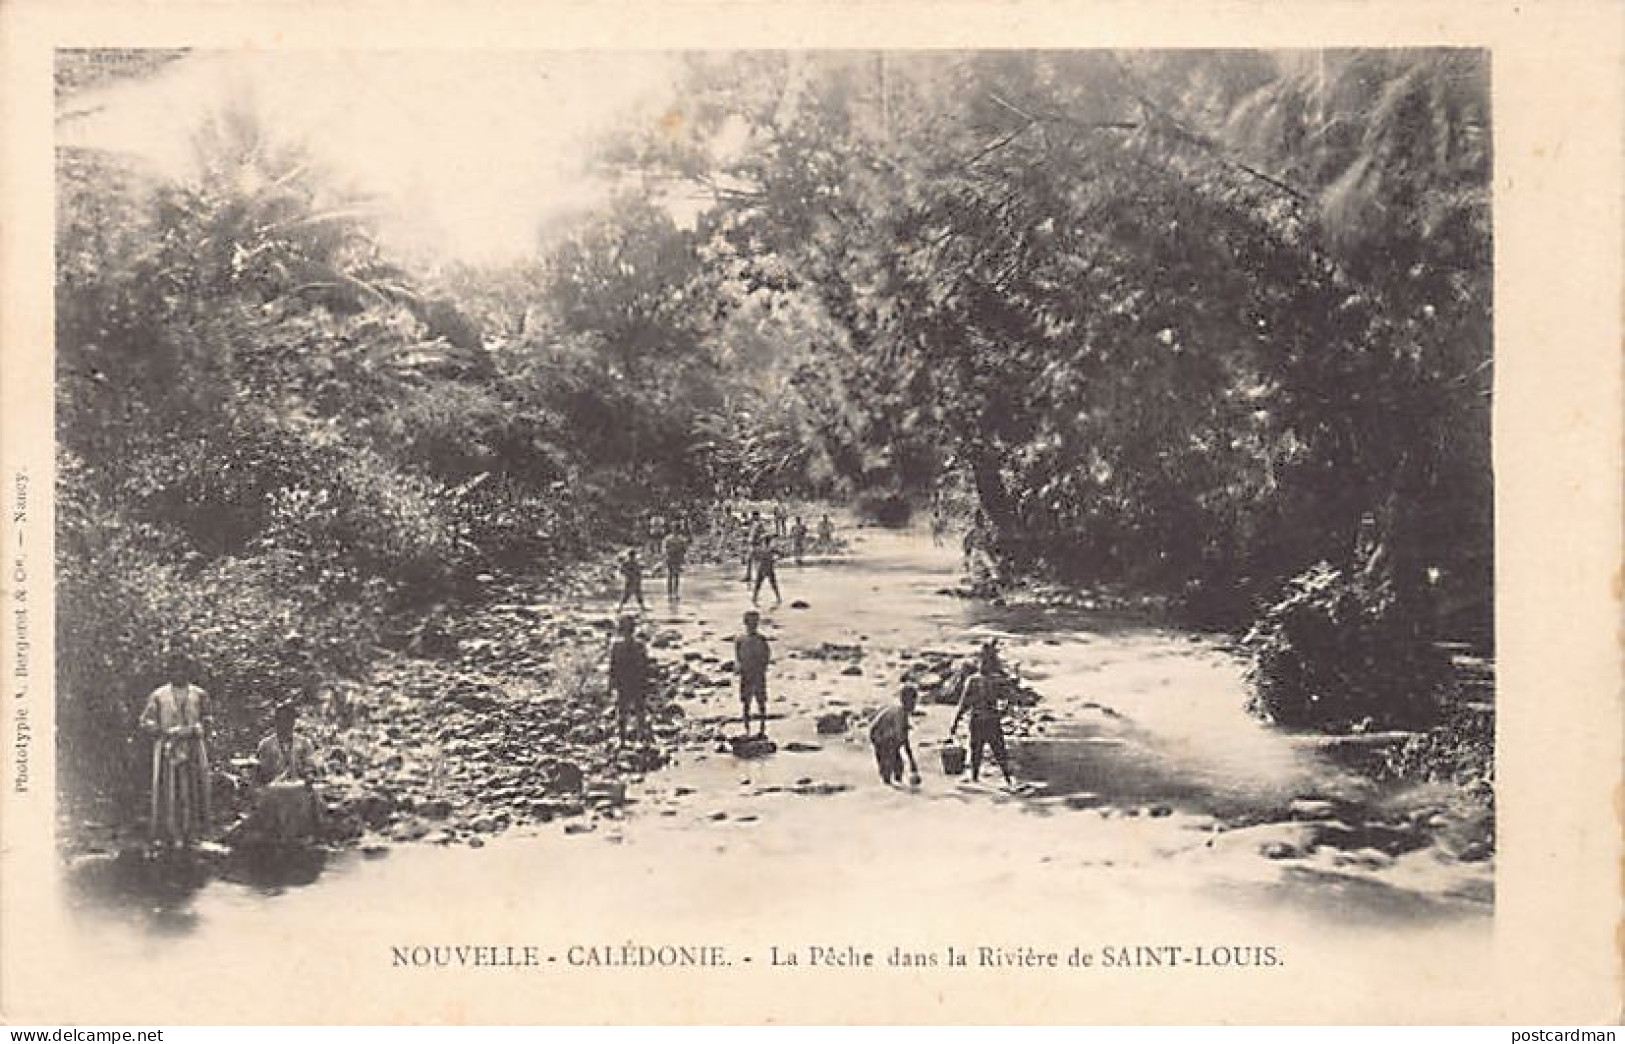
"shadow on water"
65,842,336,934
1209,866,1492,928
217,843,333,895
65,850,212,936
963,600,1165,640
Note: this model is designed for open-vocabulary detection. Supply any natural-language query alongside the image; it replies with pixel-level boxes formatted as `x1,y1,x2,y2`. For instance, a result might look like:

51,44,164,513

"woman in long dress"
139,659,212,848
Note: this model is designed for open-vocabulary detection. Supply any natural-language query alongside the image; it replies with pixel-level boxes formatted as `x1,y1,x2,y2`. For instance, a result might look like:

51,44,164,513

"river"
43,523,1493,1023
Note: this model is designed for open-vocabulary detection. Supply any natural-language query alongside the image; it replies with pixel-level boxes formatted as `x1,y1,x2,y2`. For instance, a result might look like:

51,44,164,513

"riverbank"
63,522,1493,921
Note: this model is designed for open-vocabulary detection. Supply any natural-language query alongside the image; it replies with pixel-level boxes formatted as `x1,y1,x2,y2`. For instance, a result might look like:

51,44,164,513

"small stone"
1288,799,1338,822
815,713,849,735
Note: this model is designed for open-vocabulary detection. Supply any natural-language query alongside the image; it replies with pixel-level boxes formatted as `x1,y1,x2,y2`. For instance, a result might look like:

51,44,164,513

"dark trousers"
968,716,1008,778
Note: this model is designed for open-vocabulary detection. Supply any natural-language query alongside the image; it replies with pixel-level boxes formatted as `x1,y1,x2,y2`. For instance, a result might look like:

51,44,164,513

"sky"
57,51,686,266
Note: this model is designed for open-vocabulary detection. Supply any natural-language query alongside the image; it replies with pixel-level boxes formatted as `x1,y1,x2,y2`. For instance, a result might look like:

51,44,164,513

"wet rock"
730,736,778,759
1288,799,1338,822
790,600,810,609
792,780,852,797
708,810,729,821
1333,847,1394,870
352,792,397,829
548,762,585,793
390,819,430,843
815,713,850,735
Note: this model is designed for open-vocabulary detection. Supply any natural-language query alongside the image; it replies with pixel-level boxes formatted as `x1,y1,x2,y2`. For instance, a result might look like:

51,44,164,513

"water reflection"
218,843,333,894
65,842,336,933
65,849,212,935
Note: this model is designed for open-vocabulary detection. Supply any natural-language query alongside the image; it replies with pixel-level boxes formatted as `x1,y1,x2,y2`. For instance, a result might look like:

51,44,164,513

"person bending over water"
870,685,921,786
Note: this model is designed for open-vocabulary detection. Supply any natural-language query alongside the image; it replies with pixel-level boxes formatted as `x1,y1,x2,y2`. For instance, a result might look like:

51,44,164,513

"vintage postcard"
1,0,1620,1026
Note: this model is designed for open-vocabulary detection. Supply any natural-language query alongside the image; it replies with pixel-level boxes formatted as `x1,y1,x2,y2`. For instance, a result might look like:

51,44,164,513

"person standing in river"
608,615,652,748
751,534,783,606
733,610,772,737
139,656,213,850
742,510,764,584
816,513,835,552
617,547,646,612
789,515,809,565
949,642,1015,786
662,526,689,602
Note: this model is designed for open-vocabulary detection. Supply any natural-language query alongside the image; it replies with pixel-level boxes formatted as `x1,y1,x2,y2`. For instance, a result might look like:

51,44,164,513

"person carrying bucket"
948,642,1014,786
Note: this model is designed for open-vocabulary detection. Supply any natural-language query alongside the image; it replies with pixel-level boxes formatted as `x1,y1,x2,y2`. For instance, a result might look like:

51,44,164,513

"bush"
258,445,460,599
57,451,381,807
853,491,912,526
449,475,594,573
1243,562,1448,729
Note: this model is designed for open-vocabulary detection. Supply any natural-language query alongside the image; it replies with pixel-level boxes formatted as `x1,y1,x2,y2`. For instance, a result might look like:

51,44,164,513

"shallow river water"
43,524,1493,1023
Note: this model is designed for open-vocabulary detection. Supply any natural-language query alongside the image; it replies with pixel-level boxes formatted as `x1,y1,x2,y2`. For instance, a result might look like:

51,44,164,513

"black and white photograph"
1,7,1620,1026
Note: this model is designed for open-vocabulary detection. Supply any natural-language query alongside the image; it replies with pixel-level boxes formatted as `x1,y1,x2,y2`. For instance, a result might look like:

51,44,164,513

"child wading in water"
790,516,808,565
617,548,646,611
751,535,782,606
662,527,689,602
949,642,1015,785
733,610,772,737
869,685,921,785
608,615,652,747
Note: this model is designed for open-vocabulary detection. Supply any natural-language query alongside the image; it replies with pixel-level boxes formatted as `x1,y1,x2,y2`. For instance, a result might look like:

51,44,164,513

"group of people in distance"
138,656,324,853
614,504,839,615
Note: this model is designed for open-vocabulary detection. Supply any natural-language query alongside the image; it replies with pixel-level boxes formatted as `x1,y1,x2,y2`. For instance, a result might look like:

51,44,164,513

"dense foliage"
56,49,1492,803
612,50,1491,719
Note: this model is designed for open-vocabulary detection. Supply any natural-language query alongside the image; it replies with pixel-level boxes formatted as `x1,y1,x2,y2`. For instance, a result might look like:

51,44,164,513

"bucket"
939,743,966,775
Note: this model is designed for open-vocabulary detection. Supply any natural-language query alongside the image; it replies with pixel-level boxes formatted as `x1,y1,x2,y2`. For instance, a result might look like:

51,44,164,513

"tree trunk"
966,439,1022,570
